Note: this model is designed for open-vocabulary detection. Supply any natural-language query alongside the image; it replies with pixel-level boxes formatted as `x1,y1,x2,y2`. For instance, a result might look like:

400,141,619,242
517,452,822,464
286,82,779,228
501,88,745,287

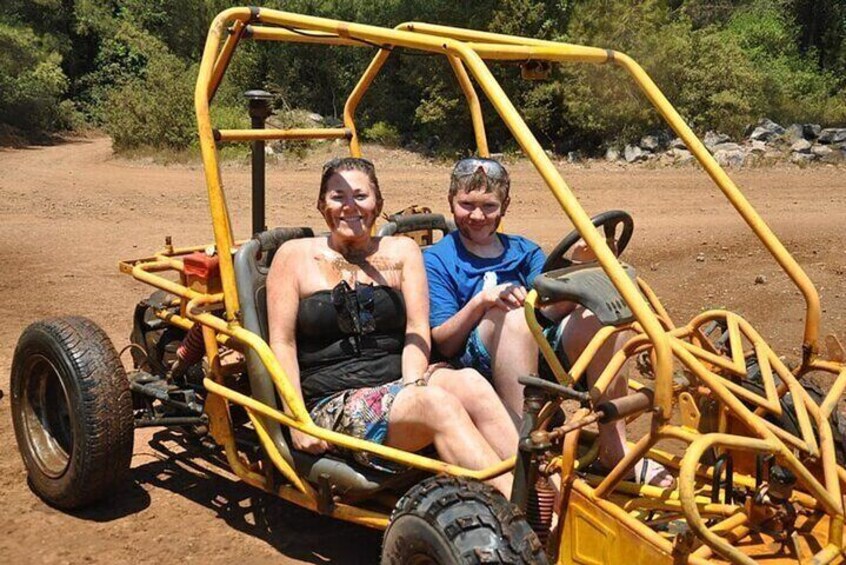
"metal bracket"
317,473,335,515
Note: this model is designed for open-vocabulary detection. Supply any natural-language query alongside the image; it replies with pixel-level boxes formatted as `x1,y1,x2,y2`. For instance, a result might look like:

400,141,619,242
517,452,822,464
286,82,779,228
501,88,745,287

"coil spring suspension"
526,475,556,548
171,324,205,380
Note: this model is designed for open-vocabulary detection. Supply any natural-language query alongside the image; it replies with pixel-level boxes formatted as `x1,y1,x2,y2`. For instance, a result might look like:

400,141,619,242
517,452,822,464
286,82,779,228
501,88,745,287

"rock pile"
608,118,846,167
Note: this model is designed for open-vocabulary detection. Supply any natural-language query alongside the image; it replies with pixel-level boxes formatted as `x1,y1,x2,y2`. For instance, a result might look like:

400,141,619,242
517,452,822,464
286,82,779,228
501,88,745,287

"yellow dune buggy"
11,7,846,564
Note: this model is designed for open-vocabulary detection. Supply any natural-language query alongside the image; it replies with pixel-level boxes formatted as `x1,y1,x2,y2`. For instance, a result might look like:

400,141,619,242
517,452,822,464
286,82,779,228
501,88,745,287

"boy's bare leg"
477,307,538,418
558,307,673,486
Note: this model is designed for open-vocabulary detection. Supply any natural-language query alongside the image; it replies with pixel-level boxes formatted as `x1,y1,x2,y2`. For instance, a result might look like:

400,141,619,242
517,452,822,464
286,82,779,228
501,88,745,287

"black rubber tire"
11,316,135,509
381,476,547,565
744,358,846,465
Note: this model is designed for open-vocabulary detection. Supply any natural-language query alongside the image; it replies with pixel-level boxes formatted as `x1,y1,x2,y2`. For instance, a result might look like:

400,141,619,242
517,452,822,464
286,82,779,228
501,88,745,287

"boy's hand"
480,283,527,311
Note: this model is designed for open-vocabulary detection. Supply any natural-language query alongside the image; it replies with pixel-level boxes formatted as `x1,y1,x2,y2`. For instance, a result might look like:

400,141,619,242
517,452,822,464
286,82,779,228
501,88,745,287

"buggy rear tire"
381,476,547,565
11,317,134,509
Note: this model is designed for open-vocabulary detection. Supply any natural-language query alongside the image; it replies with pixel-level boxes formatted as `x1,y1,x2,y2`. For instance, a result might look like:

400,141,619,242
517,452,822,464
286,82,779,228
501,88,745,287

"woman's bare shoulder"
378,235,422,257
271,237,322,269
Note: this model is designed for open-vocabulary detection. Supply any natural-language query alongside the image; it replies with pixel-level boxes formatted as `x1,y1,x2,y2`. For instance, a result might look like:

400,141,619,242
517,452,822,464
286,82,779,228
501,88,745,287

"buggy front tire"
11,317,134,509
381,476,547,565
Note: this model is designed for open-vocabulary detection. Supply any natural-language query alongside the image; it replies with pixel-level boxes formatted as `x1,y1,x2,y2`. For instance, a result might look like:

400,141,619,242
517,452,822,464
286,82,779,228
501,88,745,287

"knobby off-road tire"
382,476,547,565
11,317,134,509
744,359,846,465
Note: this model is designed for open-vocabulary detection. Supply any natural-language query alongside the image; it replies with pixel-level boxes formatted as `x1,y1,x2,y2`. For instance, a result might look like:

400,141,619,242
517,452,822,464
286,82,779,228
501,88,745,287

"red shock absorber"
526,475,556,548
171,324,205,379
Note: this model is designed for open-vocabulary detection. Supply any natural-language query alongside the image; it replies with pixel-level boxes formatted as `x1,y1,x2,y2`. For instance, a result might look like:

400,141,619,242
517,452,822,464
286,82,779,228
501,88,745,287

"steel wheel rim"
21,354,74,478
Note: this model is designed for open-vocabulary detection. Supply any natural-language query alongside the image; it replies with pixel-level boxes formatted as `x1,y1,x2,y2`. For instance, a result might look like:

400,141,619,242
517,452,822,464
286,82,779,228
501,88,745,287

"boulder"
307,112,324,123
790,139,812,153
639,135,661,151
750,140,767,153
567,151,581,163
749,118,785,142
812,145,844,164
624,144,647,163
711,142,743,153
783,123,804,142
791,152,817,164
605,147,620,162
670,137,686,150
818,128,846,144
673,149,694,165
704,131,730,148
714,148,746,168
803,124,822,140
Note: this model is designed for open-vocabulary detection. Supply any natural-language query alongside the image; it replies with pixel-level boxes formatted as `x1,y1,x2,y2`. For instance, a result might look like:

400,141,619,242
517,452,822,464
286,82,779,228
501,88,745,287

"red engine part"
183,252,221,293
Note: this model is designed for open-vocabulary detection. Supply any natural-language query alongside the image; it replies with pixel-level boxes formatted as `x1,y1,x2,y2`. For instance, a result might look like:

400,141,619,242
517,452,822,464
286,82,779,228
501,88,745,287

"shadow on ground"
130,429,383,564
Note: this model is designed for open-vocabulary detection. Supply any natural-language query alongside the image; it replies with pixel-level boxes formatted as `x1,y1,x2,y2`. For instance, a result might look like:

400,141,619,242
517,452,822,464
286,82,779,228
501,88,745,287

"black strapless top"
296,284,406,408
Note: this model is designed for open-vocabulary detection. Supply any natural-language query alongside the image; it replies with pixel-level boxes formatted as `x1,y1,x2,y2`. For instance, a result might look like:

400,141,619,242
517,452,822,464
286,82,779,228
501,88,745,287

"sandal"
582,457,676,489
633,458,676,489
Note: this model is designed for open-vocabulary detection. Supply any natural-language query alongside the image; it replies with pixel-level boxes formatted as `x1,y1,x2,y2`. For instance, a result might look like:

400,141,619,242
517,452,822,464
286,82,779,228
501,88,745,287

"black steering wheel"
542,210,634,272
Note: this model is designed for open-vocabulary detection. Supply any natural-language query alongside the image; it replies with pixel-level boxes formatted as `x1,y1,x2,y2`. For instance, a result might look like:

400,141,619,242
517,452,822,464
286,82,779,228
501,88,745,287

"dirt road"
1,137,844,563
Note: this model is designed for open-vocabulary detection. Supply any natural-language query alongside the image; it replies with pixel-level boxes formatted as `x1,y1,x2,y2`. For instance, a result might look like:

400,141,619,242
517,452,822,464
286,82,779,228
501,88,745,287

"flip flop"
633,458,676,489
582,457,676,489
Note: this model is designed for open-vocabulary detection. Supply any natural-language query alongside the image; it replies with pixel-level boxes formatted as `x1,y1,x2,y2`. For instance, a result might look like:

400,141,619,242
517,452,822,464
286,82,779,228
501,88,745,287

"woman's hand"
479,283,527,311
290,429,330,454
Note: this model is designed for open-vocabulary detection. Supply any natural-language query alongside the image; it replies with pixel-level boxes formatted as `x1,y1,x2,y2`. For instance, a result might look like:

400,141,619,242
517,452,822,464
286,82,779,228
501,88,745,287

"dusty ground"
0,136,844,563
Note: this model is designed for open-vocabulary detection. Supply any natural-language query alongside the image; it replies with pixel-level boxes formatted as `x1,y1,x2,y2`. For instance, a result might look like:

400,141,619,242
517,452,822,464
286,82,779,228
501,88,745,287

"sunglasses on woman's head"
451,158,507,182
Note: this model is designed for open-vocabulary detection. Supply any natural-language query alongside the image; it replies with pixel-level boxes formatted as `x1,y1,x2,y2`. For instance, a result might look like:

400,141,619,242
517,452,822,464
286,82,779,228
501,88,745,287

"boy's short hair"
448,157,510,202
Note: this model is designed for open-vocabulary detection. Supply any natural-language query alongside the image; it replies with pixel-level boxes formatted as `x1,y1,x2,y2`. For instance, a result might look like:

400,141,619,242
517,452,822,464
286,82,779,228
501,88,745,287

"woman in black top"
267,158,516,496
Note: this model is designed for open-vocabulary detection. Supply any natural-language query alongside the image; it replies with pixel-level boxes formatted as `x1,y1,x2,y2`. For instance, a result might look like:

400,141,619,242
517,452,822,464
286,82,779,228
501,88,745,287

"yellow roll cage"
119,7,846,563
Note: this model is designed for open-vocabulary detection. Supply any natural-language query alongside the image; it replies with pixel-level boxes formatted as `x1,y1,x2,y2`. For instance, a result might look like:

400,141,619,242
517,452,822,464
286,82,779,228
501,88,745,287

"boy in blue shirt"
424,157,672,486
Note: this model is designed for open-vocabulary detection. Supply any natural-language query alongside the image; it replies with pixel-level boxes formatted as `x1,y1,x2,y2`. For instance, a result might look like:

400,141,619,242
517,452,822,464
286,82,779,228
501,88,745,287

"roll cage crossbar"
118,7,846,563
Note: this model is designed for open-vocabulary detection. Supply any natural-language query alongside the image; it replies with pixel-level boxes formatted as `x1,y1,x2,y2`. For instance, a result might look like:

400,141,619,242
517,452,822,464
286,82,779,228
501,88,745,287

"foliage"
0,23,71,138
363,121,402,147
1,0,845,152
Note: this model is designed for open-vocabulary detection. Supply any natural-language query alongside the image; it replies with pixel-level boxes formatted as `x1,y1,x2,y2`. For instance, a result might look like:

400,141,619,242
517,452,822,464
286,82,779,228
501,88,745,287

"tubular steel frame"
119,6,846,563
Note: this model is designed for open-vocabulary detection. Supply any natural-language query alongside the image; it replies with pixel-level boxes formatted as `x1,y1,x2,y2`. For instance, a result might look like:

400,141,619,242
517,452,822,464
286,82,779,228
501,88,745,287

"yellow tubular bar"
205,376,516,479
209,19,245,102
248,412,316,496
401,20,821,356
215,128,350,141
444,42,676,420
197,8,252,320
344,48,391,156
445,54,489,156
247,25,363,46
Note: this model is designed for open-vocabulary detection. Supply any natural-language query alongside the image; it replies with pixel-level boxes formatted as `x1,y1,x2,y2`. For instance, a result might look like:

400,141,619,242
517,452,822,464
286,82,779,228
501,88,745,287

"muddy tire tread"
382,476,546,564
11,316,134,509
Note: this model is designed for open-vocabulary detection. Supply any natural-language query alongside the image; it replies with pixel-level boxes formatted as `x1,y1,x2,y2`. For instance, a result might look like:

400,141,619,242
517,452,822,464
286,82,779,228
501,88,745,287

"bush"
363,121,402,147
0,23,70,137
103,55,197,151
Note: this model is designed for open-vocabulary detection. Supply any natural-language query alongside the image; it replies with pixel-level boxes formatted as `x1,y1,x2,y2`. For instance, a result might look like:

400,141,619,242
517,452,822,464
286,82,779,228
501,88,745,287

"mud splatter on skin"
316,248,403,287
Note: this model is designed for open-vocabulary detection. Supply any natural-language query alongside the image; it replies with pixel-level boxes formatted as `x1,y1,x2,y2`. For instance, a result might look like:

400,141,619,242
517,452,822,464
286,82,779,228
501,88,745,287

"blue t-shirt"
424,231,546,328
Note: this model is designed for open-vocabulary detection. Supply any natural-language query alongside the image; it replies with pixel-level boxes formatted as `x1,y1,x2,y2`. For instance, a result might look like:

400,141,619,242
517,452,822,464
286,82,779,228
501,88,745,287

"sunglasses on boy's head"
451,158,508,182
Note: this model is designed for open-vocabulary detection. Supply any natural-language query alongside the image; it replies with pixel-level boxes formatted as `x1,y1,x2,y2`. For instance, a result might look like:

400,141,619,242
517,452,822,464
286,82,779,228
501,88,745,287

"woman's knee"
404,386,467,428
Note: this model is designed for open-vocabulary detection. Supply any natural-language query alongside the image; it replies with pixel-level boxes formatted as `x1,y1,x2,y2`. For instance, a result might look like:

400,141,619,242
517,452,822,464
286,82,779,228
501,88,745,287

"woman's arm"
266,240,328,454
396,238,432,384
